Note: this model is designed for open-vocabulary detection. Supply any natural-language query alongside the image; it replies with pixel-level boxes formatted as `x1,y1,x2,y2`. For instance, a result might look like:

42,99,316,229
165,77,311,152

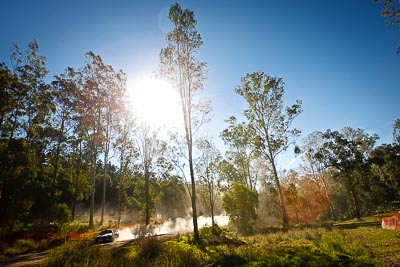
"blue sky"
1,0,399,168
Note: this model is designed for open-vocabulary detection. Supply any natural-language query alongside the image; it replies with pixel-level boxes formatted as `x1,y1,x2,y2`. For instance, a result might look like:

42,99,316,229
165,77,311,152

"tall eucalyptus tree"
159,2,208,242
79,52,108,228
232,71,302,230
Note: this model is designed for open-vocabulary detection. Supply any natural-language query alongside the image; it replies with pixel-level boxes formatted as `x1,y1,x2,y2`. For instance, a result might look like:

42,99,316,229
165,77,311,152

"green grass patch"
344,227,400,266
333,216,382,229
38,220,400,266
42,240,110,267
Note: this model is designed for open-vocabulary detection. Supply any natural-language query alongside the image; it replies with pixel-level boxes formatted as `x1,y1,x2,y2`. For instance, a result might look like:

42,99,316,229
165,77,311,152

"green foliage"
157,175,189,218
61,222,89,233
112,237,207,267
43,240,110,267
370,143,400,209
34,222,400,266
222,182,258,235
138,238,163,262
199,224,224,240
207,226,381,266
234,71,302,161
228,71,302,231
318,127,379,219
162,240,206,267
53,203,71,224
195,138,222,223
220,116,259,190
0,39,136,232
347,226,400,266
0,138,31,229
209,245,246,266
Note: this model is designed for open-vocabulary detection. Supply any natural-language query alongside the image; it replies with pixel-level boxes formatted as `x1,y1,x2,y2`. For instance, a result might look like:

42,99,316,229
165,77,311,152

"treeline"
220,121,400,234
1,40,399,236
0,41,191,234
1,1,400,237
215,71,400,235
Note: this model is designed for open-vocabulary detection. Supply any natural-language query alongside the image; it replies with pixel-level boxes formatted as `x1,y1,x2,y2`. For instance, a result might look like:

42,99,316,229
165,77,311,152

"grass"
40,220,400,266
344,227,400,266
42,240,111,267
1,216,397,266
333,216,382,230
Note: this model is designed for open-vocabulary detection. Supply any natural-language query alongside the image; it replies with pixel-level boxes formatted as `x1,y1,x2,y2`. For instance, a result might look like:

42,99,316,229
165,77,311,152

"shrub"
199,224,224,240
163,240,208,267
116,237,208,267
222,183,258,236
209,245,246,266
139,238,163,262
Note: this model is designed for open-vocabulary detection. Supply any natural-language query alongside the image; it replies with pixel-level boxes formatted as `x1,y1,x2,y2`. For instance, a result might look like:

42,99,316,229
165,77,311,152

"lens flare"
129,76,182,129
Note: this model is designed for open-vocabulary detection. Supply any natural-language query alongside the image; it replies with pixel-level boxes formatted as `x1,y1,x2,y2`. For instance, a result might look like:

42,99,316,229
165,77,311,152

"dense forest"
1,2,399,240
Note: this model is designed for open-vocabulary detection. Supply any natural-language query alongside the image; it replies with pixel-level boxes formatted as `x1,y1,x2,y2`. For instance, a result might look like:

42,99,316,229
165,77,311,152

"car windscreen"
100,229,113,235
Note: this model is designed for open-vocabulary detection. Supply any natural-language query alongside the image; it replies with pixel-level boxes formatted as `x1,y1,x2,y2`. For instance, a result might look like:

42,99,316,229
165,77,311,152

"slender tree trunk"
90,108,102,228
188,147,199,242
52,115,65,192
100,157,107,225
0,179,13,228
209,184,215,230
117,177,121,228
101,151,108,226
320,175,337,220
117,138,125,229
181,85,199,242
72,141,82,222
89,123,98,228
160,3,205,243
52,145,61,189
89,148,96,228
71,183,75,222
345,170,361,220
206,167,216,231
311,164,337,221
145,163,150,225
350,186,361,219
8,110,18,142
71,172,78,221
271,160,289,230
101,114,112,226
0,114,3,131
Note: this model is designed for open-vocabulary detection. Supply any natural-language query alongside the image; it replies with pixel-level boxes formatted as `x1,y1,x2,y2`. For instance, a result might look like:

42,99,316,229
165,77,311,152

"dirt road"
0,239,136,267
0,251,48,267
0,231,176,267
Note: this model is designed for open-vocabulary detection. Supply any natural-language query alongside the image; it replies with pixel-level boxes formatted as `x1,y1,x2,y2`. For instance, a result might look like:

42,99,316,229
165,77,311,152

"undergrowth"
42,240,110,267
0,238,49,258
40,225,400,266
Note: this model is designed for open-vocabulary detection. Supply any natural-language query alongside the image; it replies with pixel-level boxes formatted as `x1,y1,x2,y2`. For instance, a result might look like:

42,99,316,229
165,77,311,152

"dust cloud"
117,215,229,241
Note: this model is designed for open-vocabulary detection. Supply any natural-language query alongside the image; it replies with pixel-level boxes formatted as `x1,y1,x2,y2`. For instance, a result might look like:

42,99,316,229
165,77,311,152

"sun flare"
129,76,182,128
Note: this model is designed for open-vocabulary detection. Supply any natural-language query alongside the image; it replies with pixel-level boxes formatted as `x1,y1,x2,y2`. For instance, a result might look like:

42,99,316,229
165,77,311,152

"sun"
129,76,182,129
